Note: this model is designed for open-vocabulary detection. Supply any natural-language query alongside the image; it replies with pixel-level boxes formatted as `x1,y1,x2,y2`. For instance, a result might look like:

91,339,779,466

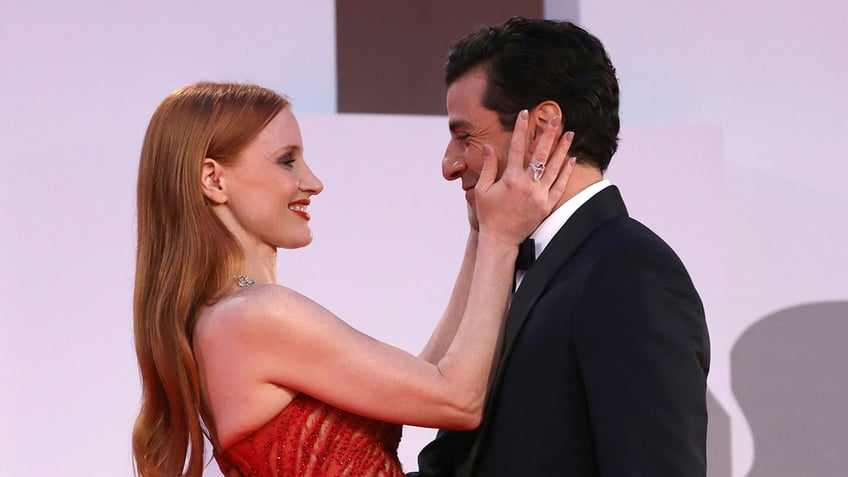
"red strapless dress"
213,394,404,476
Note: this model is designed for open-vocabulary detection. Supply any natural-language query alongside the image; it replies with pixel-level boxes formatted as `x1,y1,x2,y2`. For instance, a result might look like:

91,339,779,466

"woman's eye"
277,154,295,167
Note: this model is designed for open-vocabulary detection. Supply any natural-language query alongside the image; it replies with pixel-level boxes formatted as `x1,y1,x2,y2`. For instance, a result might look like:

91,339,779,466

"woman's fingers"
478,144,498,189
504,110,530,176
526,115,562,181
538,131,575,202
473,107,577,245
548,156,576,205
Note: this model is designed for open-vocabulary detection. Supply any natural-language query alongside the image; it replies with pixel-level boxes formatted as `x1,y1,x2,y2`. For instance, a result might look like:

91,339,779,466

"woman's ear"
200,158,227,205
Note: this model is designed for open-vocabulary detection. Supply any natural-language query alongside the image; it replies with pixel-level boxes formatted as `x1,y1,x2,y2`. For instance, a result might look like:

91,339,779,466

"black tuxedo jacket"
411,186,710,477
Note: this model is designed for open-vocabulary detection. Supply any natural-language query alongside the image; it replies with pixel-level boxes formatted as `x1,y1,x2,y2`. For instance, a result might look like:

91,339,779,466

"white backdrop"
2,1,847,476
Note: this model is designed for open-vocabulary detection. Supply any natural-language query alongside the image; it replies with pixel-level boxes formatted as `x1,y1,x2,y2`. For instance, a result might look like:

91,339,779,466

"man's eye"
456,134,470,142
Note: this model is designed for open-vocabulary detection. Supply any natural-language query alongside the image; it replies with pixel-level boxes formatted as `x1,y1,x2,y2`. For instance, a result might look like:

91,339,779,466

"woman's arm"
418,229,477,364
235,230,517,430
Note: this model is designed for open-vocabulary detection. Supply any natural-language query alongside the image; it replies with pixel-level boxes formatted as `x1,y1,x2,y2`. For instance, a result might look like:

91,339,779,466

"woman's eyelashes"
276,153,295,167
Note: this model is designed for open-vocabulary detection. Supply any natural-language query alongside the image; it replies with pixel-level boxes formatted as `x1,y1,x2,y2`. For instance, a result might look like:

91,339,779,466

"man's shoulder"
583,215,686,267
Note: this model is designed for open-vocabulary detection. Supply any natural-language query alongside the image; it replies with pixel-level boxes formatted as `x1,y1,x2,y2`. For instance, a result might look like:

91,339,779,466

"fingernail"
519,110,528,119
564,131,574,141
550,116,560,127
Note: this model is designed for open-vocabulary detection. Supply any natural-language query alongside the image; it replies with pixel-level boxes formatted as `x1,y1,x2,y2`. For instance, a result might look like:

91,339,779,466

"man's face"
442,68,513,228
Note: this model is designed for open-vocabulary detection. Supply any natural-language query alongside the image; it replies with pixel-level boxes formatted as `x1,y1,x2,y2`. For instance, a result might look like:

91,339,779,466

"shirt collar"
529,179,612,259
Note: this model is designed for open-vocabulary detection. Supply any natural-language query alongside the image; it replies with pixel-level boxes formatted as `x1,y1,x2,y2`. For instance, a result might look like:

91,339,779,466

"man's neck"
553,163,604,210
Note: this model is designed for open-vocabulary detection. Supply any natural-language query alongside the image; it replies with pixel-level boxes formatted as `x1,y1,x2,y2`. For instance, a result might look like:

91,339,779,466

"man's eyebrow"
449,119,473,133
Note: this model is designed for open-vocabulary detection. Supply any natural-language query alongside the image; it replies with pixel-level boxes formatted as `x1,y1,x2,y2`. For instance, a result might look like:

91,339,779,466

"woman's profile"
131,82,573,476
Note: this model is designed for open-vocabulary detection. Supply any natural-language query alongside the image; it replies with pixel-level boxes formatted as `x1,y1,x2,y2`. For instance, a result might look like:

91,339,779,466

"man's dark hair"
446,17,620,171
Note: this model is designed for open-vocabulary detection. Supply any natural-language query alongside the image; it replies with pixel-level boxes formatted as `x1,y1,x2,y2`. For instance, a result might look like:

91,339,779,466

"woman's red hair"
132,82,287,477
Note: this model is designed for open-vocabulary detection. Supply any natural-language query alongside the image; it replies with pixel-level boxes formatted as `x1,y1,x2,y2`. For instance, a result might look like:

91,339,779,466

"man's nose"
442,148,465,181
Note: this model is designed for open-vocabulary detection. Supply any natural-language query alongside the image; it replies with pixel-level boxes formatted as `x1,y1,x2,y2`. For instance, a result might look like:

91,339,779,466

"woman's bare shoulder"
194,284,316,346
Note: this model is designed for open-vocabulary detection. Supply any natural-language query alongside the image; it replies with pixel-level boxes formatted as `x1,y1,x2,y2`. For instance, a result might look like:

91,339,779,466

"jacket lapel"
501,186,628,359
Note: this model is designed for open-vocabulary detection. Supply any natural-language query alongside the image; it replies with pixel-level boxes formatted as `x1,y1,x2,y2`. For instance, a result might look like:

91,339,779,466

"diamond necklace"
235,275,256,288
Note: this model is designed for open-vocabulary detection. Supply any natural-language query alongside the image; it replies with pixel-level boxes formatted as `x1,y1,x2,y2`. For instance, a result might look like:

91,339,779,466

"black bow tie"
515,238,536,271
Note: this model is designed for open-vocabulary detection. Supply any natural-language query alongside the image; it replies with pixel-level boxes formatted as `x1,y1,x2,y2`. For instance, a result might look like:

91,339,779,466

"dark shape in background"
336,0,550,115
733,302,848,477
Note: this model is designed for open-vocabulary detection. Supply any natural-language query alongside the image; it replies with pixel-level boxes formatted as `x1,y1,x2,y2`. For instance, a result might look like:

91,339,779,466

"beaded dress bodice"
213,393,404,476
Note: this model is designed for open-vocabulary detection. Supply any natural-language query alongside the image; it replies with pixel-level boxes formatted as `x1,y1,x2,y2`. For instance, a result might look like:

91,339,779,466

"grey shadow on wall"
732,301,848,477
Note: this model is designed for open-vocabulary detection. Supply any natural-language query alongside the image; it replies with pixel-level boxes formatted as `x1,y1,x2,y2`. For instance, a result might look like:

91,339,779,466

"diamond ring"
529,161,545,182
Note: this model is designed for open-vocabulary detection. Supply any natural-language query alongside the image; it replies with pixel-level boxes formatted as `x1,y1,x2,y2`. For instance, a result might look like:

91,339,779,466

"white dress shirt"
515,179,612,290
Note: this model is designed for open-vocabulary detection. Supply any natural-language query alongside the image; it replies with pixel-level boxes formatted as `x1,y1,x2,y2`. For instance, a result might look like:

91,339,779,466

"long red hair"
132,82,288,476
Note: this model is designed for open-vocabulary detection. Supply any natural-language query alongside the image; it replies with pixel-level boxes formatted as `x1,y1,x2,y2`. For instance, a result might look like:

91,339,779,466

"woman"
132,82,574,476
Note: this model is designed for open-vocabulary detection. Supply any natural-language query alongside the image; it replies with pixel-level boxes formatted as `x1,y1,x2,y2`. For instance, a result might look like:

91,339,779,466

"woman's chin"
279,235,313,250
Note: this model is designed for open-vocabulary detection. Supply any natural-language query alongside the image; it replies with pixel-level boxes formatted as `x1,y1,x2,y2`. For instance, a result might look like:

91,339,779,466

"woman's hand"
474,110,575,246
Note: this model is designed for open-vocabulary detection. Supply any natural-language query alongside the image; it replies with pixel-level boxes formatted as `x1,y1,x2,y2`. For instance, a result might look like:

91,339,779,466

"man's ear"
529,101,564,140
200,158,227,205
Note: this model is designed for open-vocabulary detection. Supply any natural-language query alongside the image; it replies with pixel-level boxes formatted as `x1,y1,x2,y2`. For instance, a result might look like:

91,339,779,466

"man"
412,18,710,476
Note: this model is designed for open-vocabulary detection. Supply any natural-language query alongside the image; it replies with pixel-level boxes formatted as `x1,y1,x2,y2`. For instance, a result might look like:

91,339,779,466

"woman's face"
218,107,323,250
